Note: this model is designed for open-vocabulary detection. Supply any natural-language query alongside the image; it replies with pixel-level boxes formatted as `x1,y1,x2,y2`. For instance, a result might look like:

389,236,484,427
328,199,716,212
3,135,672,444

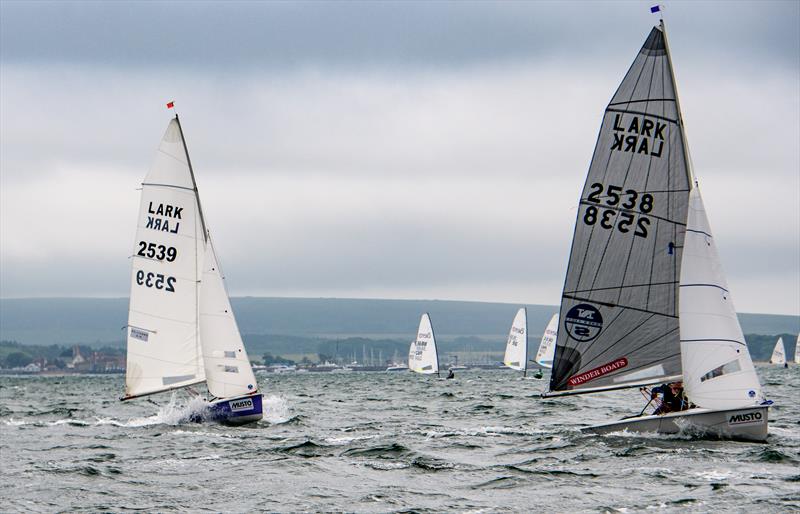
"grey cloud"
1,1,797,71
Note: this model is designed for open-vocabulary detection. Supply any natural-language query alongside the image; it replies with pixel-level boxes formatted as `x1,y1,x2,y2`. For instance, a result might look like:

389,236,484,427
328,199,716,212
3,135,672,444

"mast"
174,114,209,242
173,113,207,384
659,19,696,187
523,308,528,378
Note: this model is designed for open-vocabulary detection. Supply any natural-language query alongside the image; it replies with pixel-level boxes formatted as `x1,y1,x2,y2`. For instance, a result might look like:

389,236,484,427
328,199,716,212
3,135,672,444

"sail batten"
549,25,690,394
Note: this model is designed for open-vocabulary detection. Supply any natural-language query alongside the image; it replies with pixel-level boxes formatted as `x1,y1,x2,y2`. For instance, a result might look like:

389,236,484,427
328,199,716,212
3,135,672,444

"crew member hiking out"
650,381,688,415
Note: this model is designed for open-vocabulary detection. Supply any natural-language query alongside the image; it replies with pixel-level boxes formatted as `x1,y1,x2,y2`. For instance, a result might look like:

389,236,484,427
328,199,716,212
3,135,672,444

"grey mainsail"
549,26,691,395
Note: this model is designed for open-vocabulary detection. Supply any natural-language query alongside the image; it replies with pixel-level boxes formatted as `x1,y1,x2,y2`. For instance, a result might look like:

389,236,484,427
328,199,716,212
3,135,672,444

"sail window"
223,365,239,373
224,351,236,359
700,360,741,382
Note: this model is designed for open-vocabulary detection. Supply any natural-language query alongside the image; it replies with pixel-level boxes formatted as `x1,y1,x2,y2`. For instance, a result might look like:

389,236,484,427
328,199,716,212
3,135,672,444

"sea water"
0,366,797,512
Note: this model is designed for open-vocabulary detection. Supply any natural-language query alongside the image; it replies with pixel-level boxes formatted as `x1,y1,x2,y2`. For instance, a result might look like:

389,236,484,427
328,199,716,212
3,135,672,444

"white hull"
583,405,769,442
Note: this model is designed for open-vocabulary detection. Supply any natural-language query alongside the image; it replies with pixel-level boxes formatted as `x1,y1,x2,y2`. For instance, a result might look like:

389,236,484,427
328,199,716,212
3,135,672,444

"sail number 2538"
136,270,176,293
584,182,653,238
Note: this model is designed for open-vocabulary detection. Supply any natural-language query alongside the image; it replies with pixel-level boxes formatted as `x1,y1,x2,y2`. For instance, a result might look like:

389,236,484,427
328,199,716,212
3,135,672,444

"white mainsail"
769,337,786,365
795,334,800,364
503,308,527,372
535,313,558,368
125,119,207,399
679,188,764,409
408,313,439,375
199,240,259,399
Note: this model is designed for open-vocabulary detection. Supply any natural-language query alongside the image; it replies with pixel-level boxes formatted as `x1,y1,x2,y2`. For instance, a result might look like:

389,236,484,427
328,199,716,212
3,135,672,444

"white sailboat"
534,313,559,369
408,313,440,376
122,114,262,425
795,334,800,365
503,308,529,376
769,337,787,366
542,20,770,441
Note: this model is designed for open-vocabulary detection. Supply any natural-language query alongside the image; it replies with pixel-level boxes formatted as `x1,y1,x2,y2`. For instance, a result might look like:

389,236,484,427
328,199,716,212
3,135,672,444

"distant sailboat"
503,308,528,376
770,337,786,366
795,334,800,365
408,313,440,377
122,114,262,425
534,313,558,369
542,21,770,441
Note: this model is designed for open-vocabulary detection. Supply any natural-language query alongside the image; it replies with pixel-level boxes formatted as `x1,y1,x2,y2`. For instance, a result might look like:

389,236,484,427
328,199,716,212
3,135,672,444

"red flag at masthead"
166,101,175,109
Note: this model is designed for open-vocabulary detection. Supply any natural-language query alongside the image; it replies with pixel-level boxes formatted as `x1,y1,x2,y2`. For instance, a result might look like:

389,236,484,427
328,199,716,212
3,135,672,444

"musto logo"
567,357,628,387
728,410,763,425
230,398,254,412
564,303,603,342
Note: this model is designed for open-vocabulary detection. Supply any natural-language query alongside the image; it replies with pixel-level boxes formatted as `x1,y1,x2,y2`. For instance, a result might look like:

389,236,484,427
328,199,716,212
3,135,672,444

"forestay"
535,313,558,368
770,337,786,365
125,119,207,399
199,240,259,399
504,308,528,371
680,188,764,409
409,313,439,375
550,26,690,394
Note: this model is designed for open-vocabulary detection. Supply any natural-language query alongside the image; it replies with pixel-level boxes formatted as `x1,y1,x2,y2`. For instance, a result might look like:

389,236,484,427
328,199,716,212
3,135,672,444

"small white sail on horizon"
535,313,558,369
795,334,800,364
408,313,440,375
503,308,528,373
769,337,786,365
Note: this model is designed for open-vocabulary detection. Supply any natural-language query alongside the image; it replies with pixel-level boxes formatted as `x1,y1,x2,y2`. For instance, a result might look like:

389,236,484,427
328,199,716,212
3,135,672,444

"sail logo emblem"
129,328,149,342
564,304,603,342
230,398,254,412
728,411,763,425
567,357,628,386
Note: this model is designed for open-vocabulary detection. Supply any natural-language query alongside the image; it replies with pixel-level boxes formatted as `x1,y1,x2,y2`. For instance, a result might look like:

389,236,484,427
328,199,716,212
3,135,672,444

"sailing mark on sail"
606,108,677,125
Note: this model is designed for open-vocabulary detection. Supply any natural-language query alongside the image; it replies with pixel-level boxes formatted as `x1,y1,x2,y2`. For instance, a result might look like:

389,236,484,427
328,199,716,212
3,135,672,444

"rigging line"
679,283,729,292
607,98,677,106
567,280,680,294
577,200,687,226
686,228,712,237
605,108,678,125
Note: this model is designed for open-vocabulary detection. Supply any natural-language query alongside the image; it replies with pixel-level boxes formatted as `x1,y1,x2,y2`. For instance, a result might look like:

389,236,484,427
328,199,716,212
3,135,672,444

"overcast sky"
1,1,798,316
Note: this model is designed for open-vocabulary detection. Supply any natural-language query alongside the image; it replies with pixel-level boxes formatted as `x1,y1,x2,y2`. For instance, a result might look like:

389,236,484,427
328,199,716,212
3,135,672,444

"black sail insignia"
549,26,691,394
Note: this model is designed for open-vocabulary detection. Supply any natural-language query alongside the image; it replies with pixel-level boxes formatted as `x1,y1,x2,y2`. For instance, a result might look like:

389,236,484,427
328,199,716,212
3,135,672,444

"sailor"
446,369,455,379
533,369,543,379
650,381,687,415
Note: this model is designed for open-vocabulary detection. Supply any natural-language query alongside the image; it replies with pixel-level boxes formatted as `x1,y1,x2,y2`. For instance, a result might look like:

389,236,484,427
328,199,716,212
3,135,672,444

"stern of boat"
207,393,264,426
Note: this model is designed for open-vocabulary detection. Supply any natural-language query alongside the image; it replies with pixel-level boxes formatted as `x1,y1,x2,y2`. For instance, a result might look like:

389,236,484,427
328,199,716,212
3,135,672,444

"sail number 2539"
583,182,653,238
136,270,176,293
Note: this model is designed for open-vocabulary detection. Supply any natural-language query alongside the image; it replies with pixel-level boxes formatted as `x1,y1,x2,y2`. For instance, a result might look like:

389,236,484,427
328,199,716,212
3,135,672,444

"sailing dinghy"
795,335,800,365
503,308,529,376
542,21,770,441
534,313,558,369
770,337,787,366
122,114,262,425
408,313,440,377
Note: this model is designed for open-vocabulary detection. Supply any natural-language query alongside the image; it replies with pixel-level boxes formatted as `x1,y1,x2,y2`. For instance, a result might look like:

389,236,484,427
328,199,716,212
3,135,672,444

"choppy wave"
1,367,799,511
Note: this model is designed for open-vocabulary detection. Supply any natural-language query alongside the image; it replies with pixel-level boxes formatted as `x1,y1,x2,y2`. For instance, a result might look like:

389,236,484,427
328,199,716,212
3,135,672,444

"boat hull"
191,393,263,426
582,405,769,442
